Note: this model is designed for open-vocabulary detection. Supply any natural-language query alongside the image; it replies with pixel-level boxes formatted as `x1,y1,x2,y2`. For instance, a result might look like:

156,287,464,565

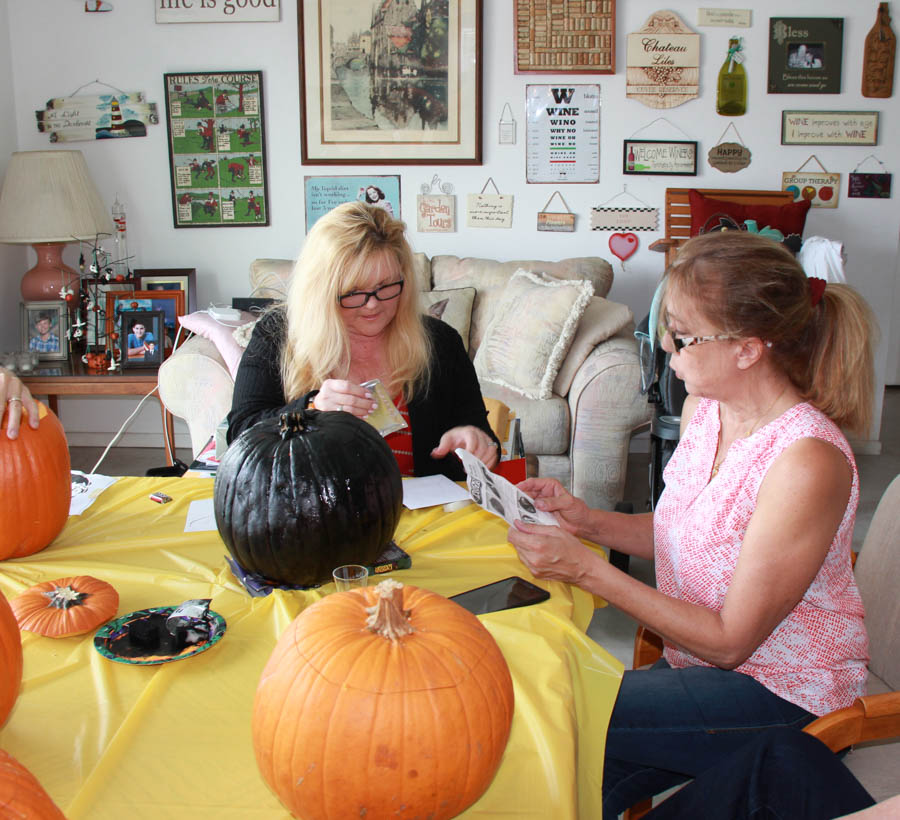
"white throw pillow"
474,270,594,400
420,287,476,351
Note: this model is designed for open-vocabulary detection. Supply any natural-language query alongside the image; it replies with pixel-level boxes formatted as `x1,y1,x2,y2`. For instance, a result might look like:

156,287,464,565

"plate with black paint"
93,606,227,665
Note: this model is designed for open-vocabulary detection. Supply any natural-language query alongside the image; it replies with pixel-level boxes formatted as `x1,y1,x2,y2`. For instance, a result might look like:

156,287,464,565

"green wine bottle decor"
717,37,746,116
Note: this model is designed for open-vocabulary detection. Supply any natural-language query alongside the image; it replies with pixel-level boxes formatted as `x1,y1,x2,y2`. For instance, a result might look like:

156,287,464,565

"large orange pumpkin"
12,576,119,638
253,580,515,820
0,748,66,819
0,589,22,727
0,402,70,560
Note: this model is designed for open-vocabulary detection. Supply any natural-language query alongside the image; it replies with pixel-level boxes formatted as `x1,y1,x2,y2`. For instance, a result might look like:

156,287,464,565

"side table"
20,358,176,465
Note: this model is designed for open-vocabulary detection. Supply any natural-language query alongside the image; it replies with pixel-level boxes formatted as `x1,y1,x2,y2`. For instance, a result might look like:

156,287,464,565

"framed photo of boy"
105,290,186,360
134,268,198,313
21,301,69,362
121,310,164,369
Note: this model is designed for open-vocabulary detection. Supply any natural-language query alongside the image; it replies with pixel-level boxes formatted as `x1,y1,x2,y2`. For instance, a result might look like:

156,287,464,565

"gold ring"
337,404,343,412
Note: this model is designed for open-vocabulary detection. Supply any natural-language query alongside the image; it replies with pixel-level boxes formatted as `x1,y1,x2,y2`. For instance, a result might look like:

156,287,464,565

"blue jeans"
645,727,874,819
603,660,816,819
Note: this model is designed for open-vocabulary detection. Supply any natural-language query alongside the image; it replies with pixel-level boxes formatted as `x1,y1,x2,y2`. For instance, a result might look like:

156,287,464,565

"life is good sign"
156,0,280,23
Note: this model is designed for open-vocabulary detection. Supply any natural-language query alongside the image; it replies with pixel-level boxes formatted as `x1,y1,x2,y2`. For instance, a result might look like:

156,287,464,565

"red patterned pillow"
688,190,811,238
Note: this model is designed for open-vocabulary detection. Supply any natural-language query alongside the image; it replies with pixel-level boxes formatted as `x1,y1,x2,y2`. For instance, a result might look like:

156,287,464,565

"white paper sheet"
69,472,118,516
184,498,217,532
402,474,472,509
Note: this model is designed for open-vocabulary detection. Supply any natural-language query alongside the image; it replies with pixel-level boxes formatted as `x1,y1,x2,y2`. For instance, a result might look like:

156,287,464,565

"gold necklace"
710,387,789,479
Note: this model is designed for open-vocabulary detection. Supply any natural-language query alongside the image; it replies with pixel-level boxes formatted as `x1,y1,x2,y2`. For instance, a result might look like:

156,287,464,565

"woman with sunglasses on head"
227,201,498,478
506,230,877,818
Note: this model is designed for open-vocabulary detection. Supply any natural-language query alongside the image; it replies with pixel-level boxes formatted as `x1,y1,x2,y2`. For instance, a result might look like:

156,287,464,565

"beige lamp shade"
0,150,114,299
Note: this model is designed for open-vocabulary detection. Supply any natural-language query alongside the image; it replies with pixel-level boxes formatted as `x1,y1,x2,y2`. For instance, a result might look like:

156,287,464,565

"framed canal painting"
298,0,483,164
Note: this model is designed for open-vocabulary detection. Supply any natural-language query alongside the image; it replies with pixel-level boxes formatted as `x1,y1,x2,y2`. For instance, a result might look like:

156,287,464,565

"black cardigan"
226,311,497,480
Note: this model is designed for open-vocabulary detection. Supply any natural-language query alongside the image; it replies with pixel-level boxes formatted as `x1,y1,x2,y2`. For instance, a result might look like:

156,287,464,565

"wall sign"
848,173,892,199
417,195,456,232
697,9,751,28
35,90,158,142
624,139,697,175
782,172,840,209
164,71,270,228
466,178,513,229
768,17,843,94
156,0,280,23
591,207,658,231
536,192,576,232
303,175,401,233
626,11,700,109
781,111,879,146
708,142,751,173
525,85,601,183
862,3,895,98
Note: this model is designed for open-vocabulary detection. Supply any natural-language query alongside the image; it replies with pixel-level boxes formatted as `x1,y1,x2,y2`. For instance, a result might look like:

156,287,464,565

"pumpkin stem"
279,412,306,438
41,585,89,610
365,579,415,642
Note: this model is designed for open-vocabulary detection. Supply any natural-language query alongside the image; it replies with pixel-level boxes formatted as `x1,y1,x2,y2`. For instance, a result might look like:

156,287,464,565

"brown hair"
665,231,876,435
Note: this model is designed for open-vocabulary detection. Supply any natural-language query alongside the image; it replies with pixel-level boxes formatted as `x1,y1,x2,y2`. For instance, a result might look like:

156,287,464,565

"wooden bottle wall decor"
863,3,896,98
626,11,700,109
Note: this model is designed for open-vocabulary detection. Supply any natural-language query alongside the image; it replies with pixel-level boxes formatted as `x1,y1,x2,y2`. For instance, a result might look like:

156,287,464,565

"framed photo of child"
120,310,164,369
20,301,69,362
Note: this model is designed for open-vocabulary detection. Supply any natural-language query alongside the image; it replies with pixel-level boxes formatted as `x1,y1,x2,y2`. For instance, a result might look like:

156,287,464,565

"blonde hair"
280,201,430,402
665,231,877,435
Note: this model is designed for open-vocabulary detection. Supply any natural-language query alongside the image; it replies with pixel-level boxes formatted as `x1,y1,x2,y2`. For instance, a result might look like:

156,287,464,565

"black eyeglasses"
660,325,735,352
338,279,404,309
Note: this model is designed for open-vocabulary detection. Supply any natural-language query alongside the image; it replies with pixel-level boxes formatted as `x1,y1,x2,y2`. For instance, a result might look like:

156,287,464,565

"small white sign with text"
156,0,280,24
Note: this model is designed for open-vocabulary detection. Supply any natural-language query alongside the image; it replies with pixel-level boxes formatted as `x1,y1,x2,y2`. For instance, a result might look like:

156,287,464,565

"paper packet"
361,378,407,437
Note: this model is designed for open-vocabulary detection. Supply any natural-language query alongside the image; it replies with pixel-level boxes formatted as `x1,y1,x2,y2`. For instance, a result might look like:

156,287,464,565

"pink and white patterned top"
654,399,868,716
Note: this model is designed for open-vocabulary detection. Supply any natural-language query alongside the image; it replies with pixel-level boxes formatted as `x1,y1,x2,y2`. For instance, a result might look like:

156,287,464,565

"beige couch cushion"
481,382,570,455
420,287,476,351
474,270,593,400
250,252,431,299
431,255,614,353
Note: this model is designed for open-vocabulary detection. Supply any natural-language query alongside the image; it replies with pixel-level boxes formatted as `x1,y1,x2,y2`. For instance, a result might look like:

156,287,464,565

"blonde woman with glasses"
506,230,877,818
227,201,498,478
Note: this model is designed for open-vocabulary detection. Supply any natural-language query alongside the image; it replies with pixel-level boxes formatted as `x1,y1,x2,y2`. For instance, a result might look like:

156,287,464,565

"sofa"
158,254,652,510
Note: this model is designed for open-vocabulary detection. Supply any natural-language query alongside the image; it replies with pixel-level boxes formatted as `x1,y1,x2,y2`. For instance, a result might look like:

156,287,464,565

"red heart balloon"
609,232,639,262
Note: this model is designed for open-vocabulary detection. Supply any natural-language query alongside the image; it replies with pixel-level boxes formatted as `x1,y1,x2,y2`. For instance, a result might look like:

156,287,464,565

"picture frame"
514,0,615,75
297,0,482,165
781,111,879,146
163,70,270,227
20,301,69,362
120,310,165,370
768,18,843,94
105,290,186,360
623,140,698,176
134,268,198,313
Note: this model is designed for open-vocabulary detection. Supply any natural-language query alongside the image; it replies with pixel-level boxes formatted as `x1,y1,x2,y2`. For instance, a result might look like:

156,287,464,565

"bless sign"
156,0,280,23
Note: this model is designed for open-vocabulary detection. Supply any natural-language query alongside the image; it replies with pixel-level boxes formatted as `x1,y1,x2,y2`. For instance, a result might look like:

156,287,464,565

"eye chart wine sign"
525,85,600,184
626,11,700,109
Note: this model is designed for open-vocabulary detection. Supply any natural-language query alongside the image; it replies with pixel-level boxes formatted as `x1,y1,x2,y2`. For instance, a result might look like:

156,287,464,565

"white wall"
3,1,897,451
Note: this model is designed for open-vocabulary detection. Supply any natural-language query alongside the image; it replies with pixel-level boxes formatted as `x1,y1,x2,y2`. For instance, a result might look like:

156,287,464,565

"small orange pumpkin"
253,579,514,820
0,402,71,560
0,589,22,727
12,576,119,638
0,749,66,819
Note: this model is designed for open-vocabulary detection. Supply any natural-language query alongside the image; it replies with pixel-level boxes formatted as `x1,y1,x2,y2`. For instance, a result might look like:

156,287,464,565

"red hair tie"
808,277,827,307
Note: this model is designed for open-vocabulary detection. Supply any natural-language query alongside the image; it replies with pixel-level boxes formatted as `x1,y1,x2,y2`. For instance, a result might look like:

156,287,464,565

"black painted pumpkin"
214,410,403,587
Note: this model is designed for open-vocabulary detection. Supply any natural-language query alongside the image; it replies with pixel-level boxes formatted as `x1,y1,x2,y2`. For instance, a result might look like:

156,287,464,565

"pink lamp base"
21,242,79,301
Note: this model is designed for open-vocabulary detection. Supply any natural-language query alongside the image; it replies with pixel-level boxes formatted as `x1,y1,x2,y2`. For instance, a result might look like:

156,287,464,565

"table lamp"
0,149,114,300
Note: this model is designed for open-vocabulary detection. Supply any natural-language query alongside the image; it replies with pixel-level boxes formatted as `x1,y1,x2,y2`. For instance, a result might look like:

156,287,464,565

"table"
20,358,176,465
0,477,623,819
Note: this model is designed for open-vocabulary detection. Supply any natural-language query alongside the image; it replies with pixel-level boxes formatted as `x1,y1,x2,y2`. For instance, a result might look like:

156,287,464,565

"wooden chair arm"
648,238,678,253
804,692,900,752
632,625,665,670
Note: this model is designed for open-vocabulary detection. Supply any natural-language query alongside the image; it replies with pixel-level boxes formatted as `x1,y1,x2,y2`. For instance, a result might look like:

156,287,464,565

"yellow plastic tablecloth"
0,477,623,819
